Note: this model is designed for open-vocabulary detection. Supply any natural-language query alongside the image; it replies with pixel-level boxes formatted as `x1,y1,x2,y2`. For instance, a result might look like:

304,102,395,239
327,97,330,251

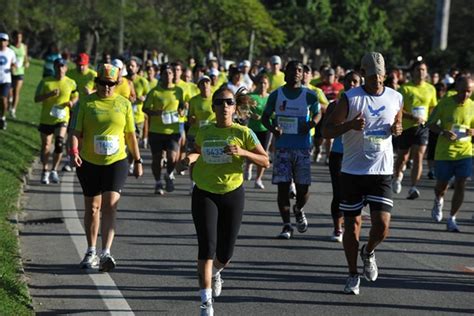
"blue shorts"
0,83,11,97
435,158,472,182
272,148,311,185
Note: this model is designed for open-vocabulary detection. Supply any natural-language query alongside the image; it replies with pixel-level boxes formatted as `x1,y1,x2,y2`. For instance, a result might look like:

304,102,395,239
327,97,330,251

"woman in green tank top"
8,30,29,118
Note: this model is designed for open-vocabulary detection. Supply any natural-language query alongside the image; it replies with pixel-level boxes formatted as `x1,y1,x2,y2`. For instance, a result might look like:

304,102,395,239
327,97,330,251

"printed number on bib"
363,129,387,153
50,105,67,119
278,116,298,134
94,135,120,155
452,124,470,142
202,140,232,164
161,111,179,125
412,106,426,120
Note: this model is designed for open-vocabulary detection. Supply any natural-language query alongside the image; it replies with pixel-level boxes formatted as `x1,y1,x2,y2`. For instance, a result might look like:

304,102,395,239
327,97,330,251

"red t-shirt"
317,82,344,102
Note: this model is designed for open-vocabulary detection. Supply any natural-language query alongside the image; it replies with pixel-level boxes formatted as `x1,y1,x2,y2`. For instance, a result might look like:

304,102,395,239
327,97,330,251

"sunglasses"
97,80,116,87
214,98,236,106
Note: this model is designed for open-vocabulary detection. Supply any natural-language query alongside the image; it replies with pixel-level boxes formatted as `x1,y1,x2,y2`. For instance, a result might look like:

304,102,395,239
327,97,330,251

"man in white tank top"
322,52,403,295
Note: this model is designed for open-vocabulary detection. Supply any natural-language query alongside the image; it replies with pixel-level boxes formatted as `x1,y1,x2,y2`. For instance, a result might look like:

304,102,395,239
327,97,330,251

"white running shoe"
331,230,343,242
360,244,378,281
343,274,360,295
200,299,214,316
431,198,444,222
41,171,50,185
99,254,116,272
293,205,308,233
392,178,402,194
447,217,460,232
277,224,294,239
212,272,223,297
49,170,60,184
406,187,420,200
254,179,265,189
244,166,252,181
79,252,99,269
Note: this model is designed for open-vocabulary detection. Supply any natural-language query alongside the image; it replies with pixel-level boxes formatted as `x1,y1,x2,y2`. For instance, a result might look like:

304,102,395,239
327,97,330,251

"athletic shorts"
12,75,24,83
272,148,311,185
435,158,472,182
254,131,270,149
76,158,128,197
149,132,180,155
397,125,429,150
0,83,11,97
38,122,68,135
427,131,438,161
186,135,196,152
339,173,393,217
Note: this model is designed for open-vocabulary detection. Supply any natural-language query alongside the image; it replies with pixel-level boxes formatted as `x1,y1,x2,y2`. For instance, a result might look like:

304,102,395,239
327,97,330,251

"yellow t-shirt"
176,79,192,102
307,84,329,108
66,68,96,97
193,123,260,194
428,96,474,161
115,78,131,100
143,84,184,134
188,94,215,137
73,93,135,165
132,75,150,124
399,81,437,130
35,76,78,125
148,78,158,89
189,82,200,98
268,71,286,92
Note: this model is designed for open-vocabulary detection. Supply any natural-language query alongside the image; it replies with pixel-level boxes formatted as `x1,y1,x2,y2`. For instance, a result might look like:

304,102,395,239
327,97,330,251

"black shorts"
12,75,25,83
255,131,270,149
396,125,429,150
427,130,438,161
0,83,11,97
76,158,129,197
149,132,180,155
339,173,393,217
38,122,68,135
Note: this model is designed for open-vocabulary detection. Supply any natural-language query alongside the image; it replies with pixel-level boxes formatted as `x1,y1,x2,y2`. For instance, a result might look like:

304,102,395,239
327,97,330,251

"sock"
101,248,111,257
365,246,374,256
212,265,224,277
87,247,96,254
200,288,212,303
450,215,456,221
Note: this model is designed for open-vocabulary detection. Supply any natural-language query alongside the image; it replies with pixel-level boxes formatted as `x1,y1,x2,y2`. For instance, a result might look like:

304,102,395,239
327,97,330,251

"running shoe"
427,170,435,180
49,170,60,184
331,230,343,242
244,166,252,181
293,205,308,233
79,251,99,269
62,164,73,172
392,178,402,194
9,108,16,119
277,224,294,240
431,197,444,222
41,171,50,185
406,187,420,200
99,254,116,272
254,179,265,189
0,118,6,130
343,274,360,295
212,272,223,297
289,182,296,199
447,217,460,232
164,173,175,192
360,244,378,281
200,299,214,316
155,182,165,195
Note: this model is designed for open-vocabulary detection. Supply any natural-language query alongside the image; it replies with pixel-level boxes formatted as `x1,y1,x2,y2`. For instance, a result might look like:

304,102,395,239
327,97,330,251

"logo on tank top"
0,56,7,66
368,105,386,117
279,100,287,112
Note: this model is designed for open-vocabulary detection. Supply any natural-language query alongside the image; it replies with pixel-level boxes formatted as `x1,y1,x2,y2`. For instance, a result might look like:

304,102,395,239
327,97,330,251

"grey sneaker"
200,299,214,316
277,224,294,240
360,244,378,281
431,198,444,222
392,178,402,194
41,171,50,185
406,187,420,200
79,252,99,269
49,170,60,184
99,254,116,272
343,274,360,295
164,174,175,192
293,205,308,233
212,272,223,297
447,217,460,232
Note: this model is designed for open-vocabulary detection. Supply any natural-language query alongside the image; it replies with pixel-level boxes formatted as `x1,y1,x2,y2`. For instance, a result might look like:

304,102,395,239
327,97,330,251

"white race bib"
94,135,120,155
277,116,298,134
161,111,179,125
452,124,470,142
202,140,232,164
412,106,426,120
363,129,388,153
50,105,67,119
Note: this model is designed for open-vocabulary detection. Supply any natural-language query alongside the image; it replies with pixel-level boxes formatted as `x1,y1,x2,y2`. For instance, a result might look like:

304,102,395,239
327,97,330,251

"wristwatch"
134,158,143,164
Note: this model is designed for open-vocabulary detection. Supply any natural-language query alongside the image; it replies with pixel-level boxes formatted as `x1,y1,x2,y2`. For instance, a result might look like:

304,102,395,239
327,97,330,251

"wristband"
134,158,143,164
69,148,79,155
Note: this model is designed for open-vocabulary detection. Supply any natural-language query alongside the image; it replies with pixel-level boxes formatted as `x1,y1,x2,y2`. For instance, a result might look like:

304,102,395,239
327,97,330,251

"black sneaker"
99,254,116,272
277,224,294,239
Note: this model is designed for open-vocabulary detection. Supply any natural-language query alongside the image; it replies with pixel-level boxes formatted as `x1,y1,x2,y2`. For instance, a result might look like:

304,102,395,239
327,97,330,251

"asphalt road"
19,153,474,315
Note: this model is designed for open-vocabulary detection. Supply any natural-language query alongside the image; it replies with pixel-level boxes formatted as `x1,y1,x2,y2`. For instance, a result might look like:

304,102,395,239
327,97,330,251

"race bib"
452,124,470,142
94,135,120,155
50,105,67,119
412,106,426,120
363,129,388,153
132,104,138,113
199,120,210,127
277,116,298,134
202,140,232,164
161,110,179,125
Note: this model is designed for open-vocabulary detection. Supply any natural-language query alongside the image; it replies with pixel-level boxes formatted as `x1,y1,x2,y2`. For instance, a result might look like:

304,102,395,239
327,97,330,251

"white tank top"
341,86,403,175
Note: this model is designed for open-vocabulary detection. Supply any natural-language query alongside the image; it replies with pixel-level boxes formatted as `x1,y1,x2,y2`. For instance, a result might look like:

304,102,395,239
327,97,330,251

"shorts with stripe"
339,173,393,217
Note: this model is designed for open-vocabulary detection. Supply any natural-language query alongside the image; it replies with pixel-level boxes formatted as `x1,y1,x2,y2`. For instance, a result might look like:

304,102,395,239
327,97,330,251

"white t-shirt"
0,47,17,84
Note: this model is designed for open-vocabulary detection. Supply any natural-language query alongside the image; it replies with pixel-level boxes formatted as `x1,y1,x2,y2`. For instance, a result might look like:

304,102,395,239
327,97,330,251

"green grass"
0,59,44,314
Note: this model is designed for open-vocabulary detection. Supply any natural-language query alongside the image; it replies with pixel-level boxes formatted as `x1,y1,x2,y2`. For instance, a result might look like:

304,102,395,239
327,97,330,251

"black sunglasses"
97,80,117,87
214,98,236,106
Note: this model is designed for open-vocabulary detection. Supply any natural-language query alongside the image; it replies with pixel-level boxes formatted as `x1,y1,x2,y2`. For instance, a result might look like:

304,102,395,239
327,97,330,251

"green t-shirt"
247,93,268,132
193,123,260,194
428,96,474,161
72,93,135,165
399,81,437,130
143,84,184,134
35,76,78,125
10,43,26,76
132,75,150,124
67,67,97,98
188,94,215,137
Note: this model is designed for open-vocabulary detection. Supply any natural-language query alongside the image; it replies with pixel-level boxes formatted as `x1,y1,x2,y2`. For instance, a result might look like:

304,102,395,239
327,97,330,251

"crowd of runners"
1,29,474,315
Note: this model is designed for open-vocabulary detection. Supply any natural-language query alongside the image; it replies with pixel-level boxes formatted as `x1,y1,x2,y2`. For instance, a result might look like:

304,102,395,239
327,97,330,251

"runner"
112,58,136,103
224,65,246,94
143,63,185,195
427,76,474,232
176,87,269,315
34,58,78,184
70,63,143,271
67,53,97,97
0,33,16,130
8,30,29,119
267,55,285,93
261,60,321,239
322,52,403,295
392,60,437,199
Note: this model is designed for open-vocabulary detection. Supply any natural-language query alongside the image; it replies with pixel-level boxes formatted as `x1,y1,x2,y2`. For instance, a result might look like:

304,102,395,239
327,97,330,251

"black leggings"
192,185,245,262
328,151,344,221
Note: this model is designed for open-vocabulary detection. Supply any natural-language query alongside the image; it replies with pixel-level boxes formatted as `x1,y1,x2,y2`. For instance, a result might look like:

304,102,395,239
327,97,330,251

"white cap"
271,55,281,65
241,60,251,68
111,58,128,76
197,75,211,85
0,33,9,41
209,68,220,77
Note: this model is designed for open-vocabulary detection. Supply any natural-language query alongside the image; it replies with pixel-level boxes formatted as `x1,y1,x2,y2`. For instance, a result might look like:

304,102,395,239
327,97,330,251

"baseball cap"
197,75,211,85
77,53,90,65
0,33,9,41
241,60,251,68
361,52,386,77
271,55,281,65
209,68,219,77
97,64,119,82
111,58,128,76
54,58,67,66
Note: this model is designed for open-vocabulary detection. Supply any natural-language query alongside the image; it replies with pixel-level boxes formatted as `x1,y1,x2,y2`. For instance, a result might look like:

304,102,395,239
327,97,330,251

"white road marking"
60,173,135,315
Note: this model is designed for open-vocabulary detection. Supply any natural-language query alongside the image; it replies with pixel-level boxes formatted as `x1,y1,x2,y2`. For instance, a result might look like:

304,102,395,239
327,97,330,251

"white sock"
450,215,456,221
101,248,110,257
212,265,224,277
200,288,212,303
87,247,96,254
